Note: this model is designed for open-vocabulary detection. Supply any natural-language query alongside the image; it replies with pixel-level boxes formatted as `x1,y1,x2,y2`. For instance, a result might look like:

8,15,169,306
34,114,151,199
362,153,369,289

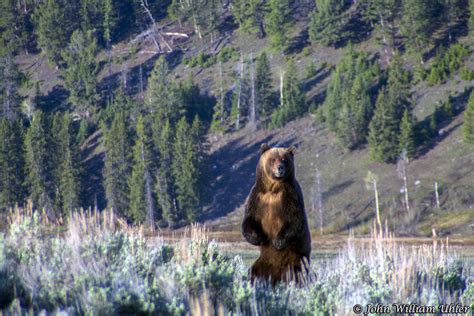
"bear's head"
258,143,296,182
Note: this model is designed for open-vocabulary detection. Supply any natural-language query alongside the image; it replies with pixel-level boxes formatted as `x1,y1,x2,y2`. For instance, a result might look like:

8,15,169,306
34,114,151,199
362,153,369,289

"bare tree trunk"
373,180,381,231
218,61,224,125
236,56,244,130
140,0,173,52
316,168,323,235
249,52,257,130
139,65,144,102
435,182,440,209
279,69,285,107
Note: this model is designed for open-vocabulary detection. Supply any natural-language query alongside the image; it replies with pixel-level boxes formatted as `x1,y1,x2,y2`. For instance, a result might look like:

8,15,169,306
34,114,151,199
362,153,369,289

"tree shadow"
301,68,331,93
35,86,70,113
80,130,106,210
199,133,297,221
285,28,309,55
322,180,354,201
415,87,472,157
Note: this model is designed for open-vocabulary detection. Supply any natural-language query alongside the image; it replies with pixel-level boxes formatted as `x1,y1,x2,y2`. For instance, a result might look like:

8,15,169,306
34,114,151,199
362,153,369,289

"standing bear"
242,143,311,285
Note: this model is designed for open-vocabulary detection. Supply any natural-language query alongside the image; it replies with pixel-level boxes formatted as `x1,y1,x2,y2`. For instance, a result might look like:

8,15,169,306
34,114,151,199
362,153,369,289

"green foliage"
309,0,348,47
103,111,131,218
0,118,27,211
62,29,99,116
368,89,403,163
426,44,469,86
172,117,201,223
25,111,55,212
0,52,23,122
304,60,318,79
55,113,81,216
232,0,265,35
0,213,471,314
399,109,416,158
470,0,474,34
400,0,436,62
265,0,292,51
270,59,305,128
462,90,474,144
185,47,238,68
255,52,274,116
322,48,379,148
32,0,80,65
152,118,177,226
145,56,181,122
459,66,474,81
128,115,153,224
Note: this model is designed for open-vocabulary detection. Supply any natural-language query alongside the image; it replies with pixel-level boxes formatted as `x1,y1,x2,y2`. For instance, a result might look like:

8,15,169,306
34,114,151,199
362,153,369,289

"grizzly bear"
242,143,311,285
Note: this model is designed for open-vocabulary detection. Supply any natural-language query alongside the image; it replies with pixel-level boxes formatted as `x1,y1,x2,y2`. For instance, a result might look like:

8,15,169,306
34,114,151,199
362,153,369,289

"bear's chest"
258,192,285,239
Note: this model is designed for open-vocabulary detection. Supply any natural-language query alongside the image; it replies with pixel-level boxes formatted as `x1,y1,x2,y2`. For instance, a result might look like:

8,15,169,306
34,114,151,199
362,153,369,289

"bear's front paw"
244,231,265,245
273,237,287,250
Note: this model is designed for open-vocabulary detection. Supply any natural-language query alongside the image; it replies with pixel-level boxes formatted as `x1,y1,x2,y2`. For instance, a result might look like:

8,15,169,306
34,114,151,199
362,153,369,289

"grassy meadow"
0,206,473,315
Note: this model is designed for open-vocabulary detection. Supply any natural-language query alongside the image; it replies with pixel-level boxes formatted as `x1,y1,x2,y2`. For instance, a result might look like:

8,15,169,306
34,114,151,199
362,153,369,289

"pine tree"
128,115,154,224
172,117,200,223
32,0,79,65
57,114,81,215
103,111,131,217
470,0,474,34
153,118,178,226
0,0,29,53
442,0,464,43
0,118,27,210
400,0,435,63
232,0,266,36
25,110,54,213
462,90,474,144
399,109,416,158
270,59,305,128
145,56,180,122
368,88,401,163
265,0,291,51
62,29,99,117
255,52,273,116
0,51,23,122
309,0,348,47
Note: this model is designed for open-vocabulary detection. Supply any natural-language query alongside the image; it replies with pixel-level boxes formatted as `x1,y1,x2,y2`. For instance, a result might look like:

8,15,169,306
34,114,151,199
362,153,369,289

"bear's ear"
288,146,296,156
260,143,270,154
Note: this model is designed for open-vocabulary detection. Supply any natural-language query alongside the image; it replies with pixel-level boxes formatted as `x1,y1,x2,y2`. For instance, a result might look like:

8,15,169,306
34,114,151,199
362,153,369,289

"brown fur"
242,144,311,285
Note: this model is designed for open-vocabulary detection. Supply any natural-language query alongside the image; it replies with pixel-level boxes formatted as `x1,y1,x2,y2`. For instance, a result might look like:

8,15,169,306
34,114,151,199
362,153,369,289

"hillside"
2,0,474,237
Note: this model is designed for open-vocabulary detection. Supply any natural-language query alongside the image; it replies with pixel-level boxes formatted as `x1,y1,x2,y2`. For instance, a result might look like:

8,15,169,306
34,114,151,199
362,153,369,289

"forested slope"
1,0,474,236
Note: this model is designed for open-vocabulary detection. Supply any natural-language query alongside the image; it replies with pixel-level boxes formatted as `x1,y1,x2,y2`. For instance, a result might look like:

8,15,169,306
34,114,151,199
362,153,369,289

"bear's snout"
274,163,285,178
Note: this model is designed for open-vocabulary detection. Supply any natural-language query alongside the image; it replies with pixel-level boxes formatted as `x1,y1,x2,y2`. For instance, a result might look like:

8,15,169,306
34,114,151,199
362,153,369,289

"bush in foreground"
0,207,472,315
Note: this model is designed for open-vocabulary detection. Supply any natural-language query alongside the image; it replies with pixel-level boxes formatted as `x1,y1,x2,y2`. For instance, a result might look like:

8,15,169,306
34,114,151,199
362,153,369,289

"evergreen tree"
62,29,99,117
0,118,27,210
470,0,474,34
0,51,23,122
129,115,154,224
359,0,400,54
322,48,378,148
255,52,273,116
232,0,266,36
400,0,435,63
368,88,403,163
25,111,54,212
145,56,180,122
270,60,305,128
462,90,474,144
265,0,291,51
0,0,29,54
309,0,348,47
442,0,464,43
172,117,200,223
103,111,131,217
32,0,79,65
56,114,81,215
399,109,416,158
153,118,178,226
